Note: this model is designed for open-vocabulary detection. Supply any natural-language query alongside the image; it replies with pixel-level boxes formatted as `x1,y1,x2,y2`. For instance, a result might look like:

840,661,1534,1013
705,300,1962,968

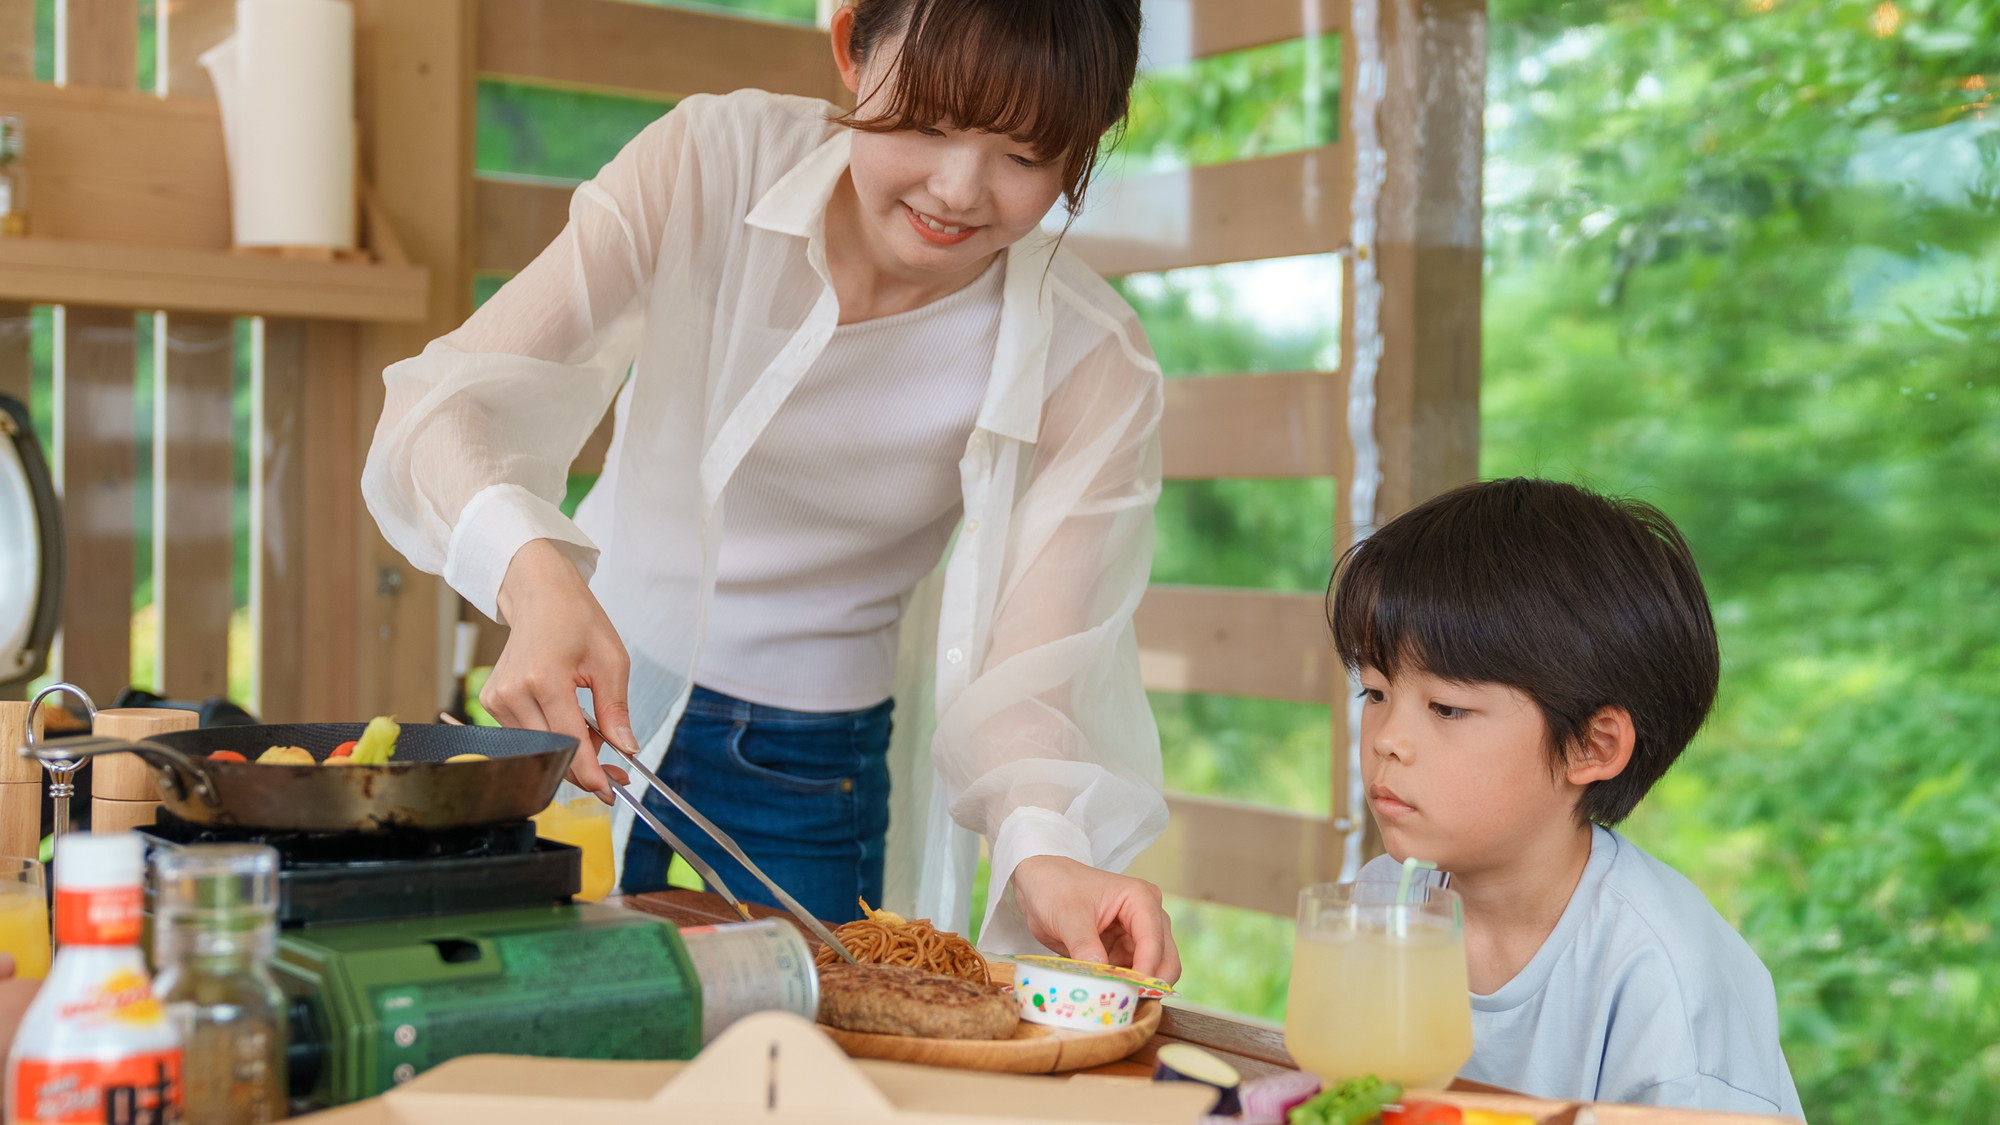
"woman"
364,0,1177,978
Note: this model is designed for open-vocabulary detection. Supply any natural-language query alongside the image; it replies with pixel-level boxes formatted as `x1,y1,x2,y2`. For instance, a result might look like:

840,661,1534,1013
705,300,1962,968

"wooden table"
609,891,1801,1124
609,889,1295,1081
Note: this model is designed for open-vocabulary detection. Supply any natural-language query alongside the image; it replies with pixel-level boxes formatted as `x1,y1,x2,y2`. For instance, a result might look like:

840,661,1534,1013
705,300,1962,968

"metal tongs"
578,716,859,965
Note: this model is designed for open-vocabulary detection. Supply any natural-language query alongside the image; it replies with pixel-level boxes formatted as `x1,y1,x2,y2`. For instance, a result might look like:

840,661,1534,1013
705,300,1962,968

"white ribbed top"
693,257,1005,711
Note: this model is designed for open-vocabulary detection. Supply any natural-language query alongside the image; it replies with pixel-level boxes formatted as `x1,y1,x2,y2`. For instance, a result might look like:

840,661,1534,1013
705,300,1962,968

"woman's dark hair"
835,0,1142,218
1327,478,1720,826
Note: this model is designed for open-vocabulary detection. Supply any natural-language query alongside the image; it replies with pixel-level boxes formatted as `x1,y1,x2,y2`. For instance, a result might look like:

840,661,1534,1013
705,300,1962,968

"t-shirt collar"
1471,824,1619,1013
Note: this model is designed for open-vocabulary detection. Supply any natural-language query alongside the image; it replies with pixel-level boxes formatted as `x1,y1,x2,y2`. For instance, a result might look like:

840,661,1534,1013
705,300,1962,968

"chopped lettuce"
1288,1076,1402,1125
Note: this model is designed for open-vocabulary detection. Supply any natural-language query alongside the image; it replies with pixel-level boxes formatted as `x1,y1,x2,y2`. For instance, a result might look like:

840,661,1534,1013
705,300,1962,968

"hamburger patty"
817,962,1020,1040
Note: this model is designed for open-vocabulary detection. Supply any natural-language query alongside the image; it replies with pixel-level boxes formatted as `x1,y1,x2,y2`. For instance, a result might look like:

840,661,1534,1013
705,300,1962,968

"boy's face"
1357,666,1586,872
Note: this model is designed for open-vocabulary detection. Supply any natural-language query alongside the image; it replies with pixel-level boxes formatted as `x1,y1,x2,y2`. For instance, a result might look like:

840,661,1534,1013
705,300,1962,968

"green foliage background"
1476,2,2000,1119
464,1,2000,1119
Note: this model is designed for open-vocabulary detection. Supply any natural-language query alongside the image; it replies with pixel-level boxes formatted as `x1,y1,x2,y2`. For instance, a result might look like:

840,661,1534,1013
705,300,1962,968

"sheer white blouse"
362,90,1167,950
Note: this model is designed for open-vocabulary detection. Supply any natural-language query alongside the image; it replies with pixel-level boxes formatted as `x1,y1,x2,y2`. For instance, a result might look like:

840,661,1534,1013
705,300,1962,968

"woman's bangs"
847,0,1125,200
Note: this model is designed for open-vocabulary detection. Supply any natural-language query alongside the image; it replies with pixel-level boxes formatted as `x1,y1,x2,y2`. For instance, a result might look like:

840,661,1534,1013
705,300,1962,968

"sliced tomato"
1384,1101,1463,1125
207,750,248,763
328,741,358,758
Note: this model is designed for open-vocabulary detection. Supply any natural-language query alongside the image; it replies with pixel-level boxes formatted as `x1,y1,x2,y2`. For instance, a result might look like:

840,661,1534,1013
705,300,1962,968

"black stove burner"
143,809,540,863
137,811,582,927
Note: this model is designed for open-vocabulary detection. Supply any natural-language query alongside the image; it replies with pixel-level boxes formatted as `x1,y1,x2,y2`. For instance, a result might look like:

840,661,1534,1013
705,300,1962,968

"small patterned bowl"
1009,955,1174,1031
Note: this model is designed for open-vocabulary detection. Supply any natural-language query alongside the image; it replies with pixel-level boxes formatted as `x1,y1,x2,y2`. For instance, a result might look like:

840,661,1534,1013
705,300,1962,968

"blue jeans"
620,685,893,924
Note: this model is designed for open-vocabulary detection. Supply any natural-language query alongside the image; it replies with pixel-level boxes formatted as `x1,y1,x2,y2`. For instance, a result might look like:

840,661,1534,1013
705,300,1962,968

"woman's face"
834,14,1072,277
846,124,1065,274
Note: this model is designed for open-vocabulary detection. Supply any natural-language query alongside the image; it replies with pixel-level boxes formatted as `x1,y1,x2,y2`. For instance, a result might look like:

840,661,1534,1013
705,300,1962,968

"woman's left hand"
1010,856,1181,983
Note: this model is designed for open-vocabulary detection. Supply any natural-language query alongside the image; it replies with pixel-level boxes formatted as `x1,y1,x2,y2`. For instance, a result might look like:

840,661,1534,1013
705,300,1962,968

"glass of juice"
0,855,50,979
1285,880,1472,1089
533,788,615,901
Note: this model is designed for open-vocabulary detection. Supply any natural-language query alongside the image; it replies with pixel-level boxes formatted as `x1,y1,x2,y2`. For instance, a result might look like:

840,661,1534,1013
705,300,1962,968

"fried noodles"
815,899,989,984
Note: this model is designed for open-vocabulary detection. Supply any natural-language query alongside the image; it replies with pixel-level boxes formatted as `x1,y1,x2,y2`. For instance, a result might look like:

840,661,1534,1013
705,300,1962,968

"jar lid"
53,831,145,890
1006,954,1175,997
152,842,280,921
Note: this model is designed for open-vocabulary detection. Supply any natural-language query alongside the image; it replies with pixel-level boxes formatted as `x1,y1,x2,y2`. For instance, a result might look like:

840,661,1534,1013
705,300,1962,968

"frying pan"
19,723,575,832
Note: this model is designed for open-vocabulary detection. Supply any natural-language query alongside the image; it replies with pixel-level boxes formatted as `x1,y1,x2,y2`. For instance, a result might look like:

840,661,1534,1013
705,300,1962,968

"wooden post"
349,0,473,720
250,318,303,721
56,303,138,704
55,0,143,705
1334,0,1486,868
255,318,361,721
0,1,32,703
153,314,235,700
0,701,43,859
1369,0,1483,518
154,0,239,702
0,0,32,397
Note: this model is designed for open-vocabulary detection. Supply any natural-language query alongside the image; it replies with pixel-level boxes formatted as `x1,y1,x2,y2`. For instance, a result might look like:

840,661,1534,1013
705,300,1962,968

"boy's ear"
830,4,865,95
1567,706,1635,786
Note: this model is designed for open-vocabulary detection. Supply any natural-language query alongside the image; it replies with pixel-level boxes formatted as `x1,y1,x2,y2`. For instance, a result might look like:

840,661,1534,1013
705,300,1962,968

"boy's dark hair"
835,0,1142,219
1327,478,1719,825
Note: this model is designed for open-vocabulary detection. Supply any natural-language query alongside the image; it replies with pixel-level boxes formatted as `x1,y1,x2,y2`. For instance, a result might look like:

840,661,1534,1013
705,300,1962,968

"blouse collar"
744,127,1055,445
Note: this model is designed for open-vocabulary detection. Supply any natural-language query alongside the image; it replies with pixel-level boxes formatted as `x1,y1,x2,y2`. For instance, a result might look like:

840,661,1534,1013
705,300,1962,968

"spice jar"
151,844,287,1123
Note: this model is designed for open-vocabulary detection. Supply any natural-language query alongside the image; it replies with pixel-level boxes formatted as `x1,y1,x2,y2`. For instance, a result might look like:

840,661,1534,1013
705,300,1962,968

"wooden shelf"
0,237,430,322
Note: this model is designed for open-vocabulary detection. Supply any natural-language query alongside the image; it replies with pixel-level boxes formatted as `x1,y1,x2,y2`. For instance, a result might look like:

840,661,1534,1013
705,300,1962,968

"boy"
1330,478,1803,1118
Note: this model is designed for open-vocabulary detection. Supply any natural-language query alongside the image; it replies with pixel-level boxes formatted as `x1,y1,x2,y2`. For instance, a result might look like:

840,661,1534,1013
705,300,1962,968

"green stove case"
275,903,702,1108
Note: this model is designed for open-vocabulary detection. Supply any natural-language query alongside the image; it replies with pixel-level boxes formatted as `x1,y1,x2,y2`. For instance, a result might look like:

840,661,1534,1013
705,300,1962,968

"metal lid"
152,842,280,922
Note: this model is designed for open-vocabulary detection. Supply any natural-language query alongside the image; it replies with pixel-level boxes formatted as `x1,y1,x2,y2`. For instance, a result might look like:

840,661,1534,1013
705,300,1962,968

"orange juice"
1285,918,1473,1088
0,880,50,979
533,798,615,901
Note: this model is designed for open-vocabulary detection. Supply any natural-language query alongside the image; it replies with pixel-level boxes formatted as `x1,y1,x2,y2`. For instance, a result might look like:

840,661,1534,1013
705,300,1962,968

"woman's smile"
902,201,981,245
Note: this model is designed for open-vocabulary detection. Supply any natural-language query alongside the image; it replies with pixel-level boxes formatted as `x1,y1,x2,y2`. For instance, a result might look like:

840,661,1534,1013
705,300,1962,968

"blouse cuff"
984,805,1094,918
444,483,600,623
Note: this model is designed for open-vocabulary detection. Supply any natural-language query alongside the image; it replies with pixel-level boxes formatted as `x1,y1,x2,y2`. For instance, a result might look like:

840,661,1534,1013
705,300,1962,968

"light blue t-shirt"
1360,826,1804,1119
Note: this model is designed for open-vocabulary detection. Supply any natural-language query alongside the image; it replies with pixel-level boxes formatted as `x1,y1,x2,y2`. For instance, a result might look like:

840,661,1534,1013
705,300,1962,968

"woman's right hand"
485,538,637,800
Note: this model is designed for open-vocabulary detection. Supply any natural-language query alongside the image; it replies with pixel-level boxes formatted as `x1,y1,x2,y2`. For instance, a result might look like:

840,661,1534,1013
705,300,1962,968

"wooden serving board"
819,959,1162,1075
821,997,1162,1075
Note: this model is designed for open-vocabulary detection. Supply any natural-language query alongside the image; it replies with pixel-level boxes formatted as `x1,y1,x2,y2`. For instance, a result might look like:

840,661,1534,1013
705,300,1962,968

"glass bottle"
150,844,286,1124
0,115,23,237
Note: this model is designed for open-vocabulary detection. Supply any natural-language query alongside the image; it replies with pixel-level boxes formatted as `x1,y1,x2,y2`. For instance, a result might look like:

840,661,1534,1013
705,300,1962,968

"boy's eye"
1008,153,1044,168
1430,702,1469,720
1356,688,1386,704
917,126,947,138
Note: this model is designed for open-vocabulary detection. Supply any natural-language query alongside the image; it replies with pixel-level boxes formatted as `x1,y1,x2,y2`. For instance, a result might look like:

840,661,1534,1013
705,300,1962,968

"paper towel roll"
202,0,356,249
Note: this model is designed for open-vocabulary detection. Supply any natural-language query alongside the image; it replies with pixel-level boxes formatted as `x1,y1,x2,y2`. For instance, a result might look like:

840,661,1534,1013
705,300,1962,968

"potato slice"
444,753,490,763
256,745,316,766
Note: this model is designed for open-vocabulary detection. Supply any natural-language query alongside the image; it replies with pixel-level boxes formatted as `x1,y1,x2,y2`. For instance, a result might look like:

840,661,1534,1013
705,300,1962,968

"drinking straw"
1394,857,1437,939
1395,856,1438,904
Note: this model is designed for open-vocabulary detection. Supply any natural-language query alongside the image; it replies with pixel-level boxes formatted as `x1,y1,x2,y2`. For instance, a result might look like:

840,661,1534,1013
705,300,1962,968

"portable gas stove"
137,811,704,1111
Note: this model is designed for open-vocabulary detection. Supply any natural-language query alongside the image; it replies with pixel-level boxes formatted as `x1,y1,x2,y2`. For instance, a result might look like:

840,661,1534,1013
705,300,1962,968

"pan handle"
17,735,222,807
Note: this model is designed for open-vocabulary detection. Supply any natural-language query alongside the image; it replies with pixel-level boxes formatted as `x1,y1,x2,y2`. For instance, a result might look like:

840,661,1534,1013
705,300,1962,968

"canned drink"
678,918,820,1044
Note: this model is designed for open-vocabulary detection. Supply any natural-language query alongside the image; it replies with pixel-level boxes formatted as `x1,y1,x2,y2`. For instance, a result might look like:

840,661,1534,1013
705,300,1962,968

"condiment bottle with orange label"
6,833,183,1125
